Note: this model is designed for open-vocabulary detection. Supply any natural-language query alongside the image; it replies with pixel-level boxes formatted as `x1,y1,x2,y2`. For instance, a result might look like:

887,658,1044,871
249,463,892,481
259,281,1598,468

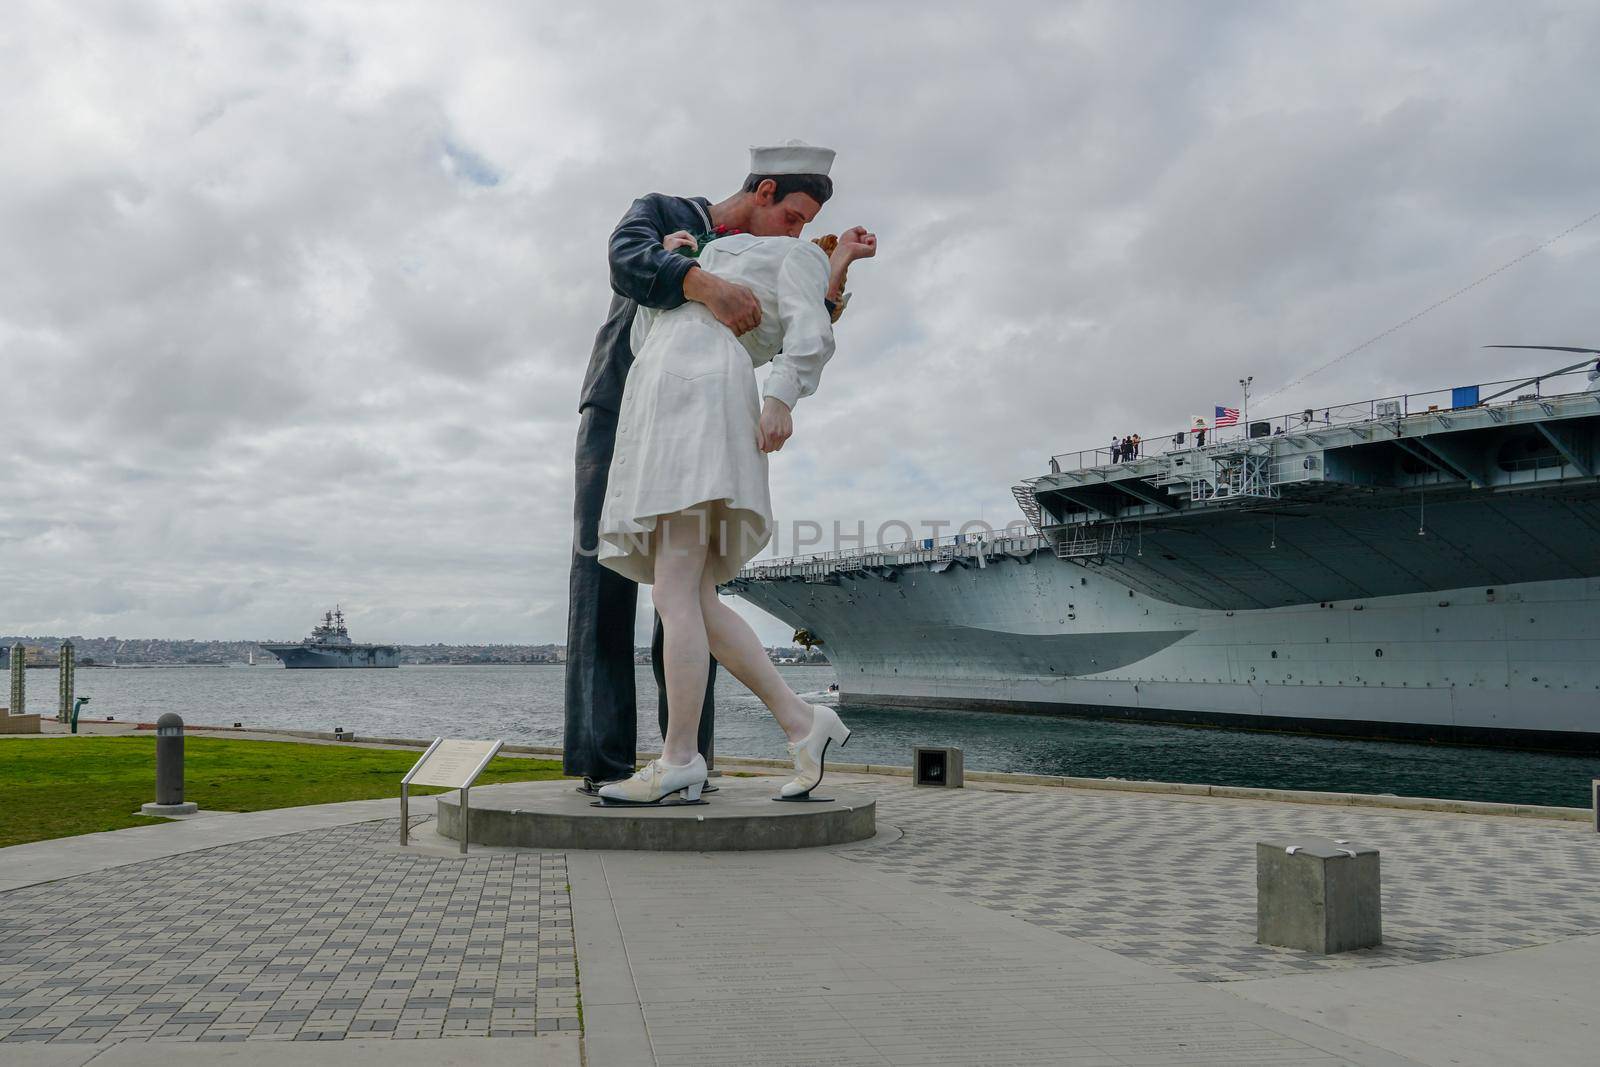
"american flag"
1214,405,1240,427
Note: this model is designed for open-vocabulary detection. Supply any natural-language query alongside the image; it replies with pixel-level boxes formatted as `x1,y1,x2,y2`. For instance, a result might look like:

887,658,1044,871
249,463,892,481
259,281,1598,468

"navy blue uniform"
565,194,718,783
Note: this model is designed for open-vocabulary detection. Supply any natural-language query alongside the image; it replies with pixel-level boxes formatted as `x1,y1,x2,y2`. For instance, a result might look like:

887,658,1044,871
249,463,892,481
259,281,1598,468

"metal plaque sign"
404,738,502,789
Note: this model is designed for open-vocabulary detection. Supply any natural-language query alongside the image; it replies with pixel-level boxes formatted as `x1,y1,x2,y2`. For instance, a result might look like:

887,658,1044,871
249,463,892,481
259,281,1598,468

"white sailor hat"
748,139,835,176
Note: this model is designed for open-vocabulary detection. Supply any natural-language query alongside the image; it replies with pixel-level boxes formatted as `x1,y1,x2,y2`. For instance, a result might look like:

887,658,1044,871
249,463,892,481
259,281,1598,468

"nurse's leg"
652,508,712,766
699,572,816,742
652,612,718,760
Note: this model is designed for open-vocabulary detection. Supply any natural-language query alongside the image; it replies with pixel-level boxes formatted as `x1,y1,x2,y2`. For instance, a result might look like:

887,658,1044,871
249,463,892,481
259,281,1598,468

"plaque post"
399,737,501,853
398,737,445,846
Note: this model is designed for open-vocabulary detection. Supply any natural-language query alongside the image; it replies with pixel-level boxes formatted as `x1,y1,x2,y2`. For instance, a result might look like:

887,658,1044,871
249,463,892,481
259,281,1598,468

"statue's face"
745,184,822,238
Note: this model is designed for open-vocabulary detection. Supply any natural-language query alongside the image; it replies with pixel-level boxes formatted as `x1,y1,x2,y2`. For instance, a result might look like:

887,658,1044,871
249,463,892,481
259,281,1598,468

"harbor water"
58,663,1600,808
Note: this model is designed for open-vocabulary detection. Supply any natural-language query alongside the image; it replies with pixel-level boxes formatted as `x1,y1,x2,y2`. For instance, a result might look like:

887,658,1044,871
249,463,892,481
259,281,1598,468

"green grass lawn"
0,735,569,848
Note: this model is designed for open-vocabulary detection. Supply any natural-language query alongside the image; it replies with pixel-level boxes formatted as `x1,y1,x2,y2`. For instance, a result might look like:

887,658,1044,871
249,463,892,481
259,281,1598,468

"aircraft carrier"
728,365,1600,750
261,608,399,669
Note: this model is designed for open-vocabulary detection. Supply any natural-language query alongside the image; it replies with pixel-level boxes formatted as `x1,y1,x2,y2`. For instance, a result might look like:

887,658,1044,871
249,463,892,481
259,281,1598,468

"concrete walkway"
1229,934,1600,1066
2,766,1598,1064
568,843,1412,1066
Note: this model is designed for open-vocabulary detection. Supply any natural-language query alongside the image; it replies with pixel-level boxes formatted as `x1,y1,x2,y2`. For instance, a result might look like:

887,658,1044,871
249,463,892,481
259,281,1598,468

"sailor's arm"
608,195,762,332
683,265,762,335
608,195,698,309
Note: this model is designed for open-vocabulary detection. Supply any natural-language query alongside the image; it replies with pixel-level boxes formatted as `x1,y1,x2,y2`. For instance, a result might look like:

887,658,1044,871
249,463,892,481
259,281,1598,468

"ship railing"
1041,367,1598,477
737,528,1046,581
1054,524,1128,560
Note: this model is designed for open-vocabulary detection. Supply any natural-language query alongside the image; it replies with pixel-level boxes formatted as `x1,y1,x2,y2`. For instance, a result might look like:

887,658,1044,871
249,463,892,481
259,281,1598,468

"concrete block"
1256,836,1381,954
913,746,964,788
0,713,42,734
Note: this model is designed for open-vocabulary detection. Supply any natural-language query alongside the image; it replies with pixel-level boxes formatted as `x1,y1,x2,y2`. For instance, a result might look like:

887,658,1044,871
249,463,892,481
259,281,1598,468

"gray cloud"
2,0,1598,645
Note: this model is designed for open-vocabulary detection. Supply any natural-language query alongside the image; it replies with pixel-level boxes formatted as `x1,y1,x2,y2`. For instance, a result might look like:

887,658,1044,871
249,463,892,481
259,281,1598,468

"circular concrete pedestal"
140,801,198,816
436,777,875,851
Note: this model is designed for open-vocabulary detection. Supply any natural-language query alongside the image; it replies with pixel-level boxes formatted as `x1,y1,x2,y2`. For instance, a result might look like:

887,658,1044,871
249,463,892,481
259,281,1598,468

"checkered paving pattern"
0,818,577,1044
847,782,1600,982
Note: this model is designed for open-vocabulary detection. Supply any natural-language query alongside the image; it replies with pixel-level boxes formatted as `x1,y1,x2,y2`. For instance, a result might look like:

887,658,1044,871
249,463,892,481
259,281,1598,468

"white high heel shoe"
597,754,707,805
780,705,851,799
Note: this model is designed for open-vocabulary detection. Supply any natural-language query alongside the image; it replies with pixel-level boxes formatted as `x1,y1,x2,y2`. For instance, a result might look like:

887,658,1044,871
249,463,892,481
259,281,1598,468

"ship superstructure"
261,607,400,669
729,368,1600,750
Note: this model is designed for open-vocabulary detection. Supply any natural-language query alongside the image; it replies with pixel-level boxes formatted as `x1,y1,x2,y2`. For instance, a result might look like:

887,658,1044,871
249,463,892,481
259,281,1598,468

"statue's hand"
757,396,793,453
835,226,877,262
685,269,762,335
662,230,698,253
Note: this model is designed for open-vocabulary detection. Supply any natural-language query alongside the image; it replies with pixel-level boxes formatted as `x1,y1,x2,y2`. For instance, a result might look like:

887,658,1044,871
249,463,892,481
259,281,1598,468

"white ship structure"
729,363,1600,750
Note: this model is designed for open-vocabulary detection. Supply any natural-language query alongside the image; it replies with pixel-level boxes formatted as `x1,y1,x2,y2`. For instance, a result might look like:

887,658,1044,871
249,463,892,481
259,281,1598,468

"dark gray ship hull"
262,644,400,669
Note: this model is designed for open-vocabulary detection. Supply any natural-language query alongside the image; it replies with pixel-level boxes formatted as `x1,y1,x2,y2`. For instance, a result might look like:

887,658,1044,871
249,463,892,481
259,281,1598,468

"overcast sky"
3,0,1598,645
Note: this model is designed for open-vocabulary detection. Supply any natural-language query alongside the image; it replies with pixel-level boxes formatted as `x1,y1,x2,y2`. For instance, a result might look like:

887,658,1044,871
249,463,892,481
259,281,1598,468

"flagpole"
1238,375,1253,439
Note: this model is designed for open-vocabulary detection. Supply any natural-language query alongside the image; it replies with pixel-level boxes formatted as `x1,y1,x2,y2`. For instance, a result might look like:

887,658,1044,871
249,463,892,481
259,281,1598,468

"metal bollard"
155,713,184,803
141,713,198,816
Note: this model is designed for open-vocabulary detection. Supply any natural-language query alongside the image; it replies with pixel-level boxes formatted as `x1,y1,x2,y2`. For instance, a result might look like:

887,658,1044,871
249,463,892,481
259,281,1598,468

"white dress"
598,234,835,586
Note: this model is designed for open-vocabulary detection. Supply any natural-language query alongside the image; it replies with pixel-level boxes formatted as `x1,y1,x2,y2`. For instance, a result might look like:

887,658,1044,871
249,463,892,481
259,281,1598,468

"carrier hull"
734,564,1600,750
730,385,1600,751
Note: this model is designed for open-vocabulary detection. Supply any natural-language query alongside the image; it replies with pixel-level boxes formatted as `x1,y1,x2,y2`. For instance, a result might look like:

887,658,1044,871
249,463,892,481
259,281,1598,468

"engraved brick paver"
843,780,1600,982
0,818,578,1044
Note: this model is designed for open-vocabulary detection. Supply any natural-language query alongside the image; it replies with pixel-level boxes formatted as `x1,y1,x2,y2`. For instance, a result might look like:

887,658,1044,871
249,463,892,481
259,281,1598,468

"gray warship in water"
261,607,400,669
729,355,1600,750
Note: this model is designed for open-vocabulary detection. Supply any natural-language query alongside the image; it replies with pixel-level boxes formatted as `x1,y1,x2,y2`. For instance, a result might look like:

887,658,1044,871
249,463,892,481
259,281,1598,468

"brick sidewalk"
849,779,1600,982
0,819,577,1044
